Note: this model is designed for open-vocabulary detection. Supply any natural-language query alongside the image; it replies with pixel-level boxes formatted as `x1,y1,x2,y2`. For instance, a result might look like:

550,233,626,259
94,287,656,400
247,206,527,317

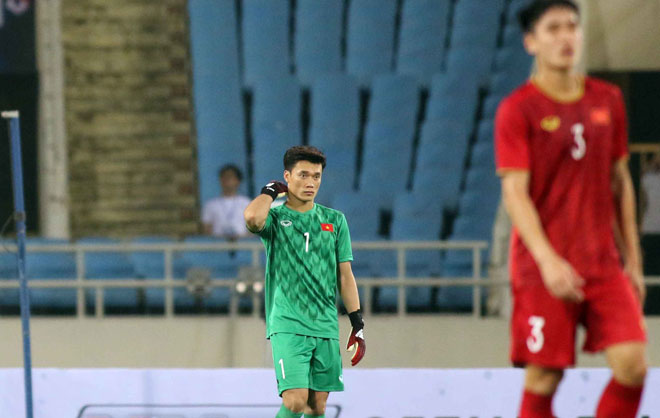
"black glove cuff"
260,184,278,201
348,310,364,330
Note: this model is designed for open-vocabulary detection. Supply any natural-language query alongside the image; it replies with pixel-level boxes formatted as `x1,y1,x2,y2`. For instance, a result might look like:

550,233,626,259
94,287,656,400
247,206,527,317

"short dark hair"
518,0,580,33
219,164,243,181
283,146,327,172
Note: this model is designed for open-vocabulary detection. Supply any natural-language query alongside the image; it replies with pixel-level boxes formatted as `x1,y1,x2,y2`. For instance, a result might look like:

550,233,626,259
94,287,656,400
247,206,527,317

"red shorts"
510,270,647,368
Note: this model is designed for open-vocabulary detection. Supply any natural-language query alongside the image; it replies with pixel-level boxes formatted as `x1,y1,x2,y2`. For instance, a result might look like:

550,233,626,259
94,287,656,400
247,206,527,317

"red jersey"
495,77,628,281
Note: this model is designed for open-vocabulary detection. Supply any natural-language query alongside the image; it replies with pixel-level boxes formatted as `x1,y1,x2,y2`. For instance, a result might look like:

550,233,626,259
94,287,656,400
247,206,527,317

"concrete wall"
0,316,657,368
579,0,660,71
61,0,198,237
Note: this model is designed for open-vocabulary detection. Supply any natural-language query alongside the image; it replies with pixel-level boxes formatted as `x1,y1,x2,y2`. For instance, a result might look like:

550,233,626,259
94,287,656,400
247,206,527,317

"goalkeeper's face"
284,161,323,203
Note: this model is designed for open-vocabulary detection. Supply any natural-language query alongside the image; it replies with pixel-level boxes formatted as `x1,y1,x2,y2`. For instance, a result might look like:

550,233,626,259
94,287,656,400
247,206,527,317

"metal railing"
0,241,658,318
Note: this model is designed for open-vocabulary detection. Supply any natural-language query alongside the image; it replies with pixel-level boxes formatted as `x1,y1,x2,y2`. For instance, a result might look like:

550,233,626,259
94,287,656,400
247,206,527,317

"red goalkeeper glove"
346,310,365,366
260,181,288,200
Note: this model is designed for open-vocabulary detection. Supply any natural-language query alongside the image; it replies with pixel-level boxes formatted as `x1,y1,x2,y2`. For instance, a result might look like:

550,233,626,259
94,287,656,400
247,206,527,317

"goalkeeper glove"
261,181,288,200
346,309,365,366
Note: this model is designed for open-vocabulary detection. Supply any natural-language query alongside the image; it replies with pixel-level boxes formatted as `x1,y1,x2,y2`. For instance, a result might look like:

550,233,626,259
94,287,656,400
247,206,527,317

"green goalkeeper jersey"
255,203,353,340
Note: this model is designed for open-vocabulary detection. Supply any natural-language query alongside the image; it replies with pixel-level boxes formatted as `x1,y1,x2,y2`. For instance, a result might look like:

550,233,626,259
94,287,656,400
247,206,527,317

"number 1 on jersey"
279,358,286,379
303,232,310,253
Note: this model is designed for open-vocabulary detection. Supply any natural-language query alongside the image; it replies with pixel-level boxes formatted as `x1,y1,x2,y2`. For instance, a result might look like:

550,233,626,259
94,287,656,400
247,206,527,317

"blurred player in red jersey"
495,1,647,417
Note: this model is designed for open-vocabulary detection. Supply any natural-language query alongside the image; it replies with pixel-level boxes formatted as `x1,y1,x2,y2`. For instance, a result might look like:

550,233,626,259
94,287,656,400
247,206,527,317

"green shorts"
270,333,344,395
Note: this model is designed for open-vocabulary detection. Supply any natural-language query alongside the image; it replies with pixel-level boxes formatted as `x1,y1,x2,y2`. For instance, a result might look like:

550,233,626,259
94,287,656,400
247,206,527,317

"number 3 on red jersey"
571,123,586,160
527,316,545,353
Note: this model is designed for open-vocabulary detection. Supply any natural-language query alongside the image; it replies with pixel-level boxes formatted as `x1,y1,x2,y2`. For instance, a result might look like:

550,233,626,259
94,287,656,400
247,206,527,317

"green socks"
276,404,303,418
275,403,325,417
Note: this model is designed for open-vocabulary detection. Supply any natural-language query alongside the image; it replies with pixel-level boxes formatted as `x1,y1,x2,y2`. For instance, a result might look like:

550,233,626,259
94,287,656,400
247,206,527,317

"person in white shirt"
202,165,252,240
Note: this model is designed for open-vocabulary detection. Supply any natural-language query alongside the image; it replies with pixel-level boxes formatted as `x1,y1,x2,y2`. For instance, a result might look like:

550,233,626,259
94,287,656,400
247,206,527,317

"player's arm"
244,181,287,233
339,261,360,313
339,261,365,366
500,170,584,302
612,157,645,302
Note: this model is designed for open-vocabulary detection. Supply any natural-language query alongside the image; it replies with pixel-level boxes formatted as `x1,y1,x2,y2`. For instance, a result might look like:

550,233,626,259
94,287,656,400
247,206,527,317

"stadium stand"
346,0,397,84
412,119,471,212
0,241,19,311
130,236,176,312
395,0,451,84
78,237,137,313
375,193,443,311
25,238,76,312
309,74,361,205
294,0,344,86
1,0,538,315
358,74,419,209
251,77,302,188
241,0,291,87
188,0,247,204
173,236,252,312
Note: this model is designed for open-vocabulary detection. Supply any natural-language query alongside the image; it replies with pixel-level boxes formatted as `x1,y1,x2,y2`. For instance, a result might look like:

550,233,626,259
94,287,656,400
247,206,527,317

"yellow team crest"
541,115,561,132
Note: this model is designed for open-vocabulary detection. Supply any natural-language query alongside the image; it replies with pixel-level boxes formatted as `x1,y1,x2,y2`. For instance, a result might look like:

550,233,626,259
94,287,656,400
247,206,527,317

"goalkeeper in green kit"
244,146,365,418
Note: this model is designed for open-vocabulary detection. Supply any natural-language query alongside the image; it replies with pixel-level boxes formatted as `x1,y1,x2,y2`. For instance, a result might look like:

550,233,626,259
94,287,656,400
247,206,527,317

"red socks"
596,378,644,418
520,378,643,418
520,390,554,418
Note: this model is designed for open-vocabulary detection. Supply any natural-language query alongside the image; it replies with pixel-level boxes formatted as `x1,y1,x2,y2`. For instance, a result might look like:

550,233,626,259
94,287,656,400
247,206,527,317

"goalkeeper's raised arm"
244,181,288,233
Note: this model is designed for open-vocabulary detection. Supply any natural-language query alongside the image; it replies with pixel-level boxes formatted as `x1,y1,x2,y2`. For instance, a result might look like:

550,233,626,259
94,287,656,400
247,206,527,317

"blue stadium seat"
294,0,343,86
331,192,384,309
429,71,482,99
242,0,290,87
376,193,443,311
359,121,416,208
451,20,500,50
465,166,500,197
482,94,504,119
252,77,302,187
129,236,176,311
368,74,420,125
453,0,506,26
490,69,527,97
173,236,245,311
0,241,18,309
396,0,451,84
426,73,480,125
346,0,397,84
412,119,471,211
331,192,382,241
309,74,360,205
425,94,479,127
475,118,495,144
470,141,496,171
189,0,247,205
446,47,496,87
436,211,494,311
507,0,533,24
502,24,524,48
314,151,357,207
495,45,531,72
78,237,137,312
25,238,76,311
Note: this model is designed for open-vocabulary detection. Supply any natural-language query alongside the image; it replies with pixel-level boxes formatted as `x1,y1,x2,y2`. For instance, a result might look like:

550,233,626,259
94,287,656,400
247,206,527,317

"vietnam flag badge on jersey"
321,223,334,232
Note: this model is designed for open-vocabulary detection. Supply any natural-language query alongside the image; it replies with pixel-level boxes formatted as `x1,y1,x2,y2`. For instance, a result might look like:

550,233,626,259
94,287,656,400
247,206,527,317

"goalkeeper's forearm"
244,194,273,233
339,262,360,313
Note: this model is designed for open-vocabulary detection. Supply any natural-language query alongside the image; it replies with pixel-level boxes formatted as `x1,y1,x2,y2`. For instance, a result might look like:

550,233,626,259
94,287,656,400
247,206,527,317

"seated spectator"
202,165,251,240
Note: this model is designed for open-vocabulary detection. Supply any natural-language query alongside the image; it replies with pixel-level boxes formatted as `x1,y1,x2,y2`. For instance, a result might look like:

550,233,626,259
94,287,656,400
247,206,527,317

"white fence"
0,241,658,318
